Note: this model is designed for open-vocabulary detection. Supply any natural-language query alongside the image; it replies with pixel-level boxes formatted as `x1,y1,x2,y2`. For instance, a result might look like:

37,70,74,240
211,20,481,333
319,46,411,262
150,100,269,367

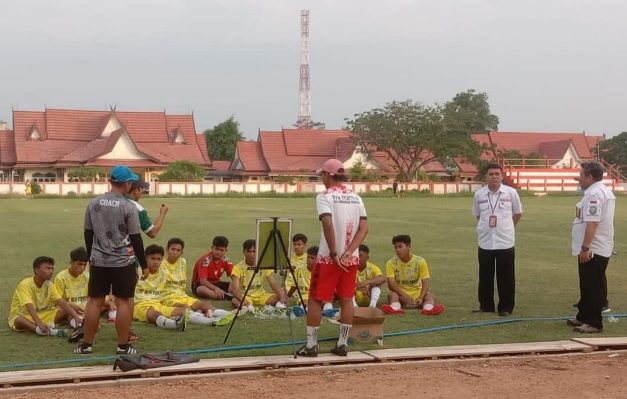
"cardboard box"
349,307,385,344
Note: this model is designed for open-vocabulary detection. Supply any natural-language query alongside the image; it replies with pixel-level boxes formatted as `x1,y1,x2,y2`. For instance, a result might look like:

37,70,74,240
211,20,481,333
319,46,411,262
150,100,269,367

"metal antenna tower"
296,10,311,129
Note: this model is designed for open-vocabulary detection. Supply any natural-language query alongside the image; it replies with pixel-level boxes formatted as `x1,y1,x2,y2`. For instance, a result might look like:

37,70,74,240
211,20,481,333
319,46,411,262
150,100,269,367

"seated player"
230,239,286,310
8,256,82,336
53,247,90,329
354,244,385,308
382,235,445,315
134,245,221,330
286,245,316,308
191,236,234,301
161,238,229,320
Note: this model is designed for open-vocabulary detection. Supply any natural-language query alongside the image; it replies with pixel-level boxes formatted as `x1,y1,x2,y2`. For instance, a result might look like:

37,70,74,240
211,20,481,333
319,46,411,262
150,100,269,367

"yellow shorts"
161,295,197,308
244,291,274,306
134,301,177,322
355,291,371,307
8,308,59,331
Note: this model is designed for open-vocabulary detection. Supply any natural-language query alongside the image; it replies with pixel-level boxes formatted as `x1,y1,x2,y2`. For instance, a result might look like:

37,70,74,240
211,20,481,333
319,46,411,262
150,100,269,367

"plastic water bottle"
607,315,618,323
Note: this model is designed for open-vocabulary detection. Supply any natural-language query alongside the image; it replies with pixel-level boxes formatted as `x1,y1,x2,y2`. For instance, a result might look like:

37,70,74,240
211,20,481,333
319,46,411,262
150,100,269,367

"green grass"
0,195,626,370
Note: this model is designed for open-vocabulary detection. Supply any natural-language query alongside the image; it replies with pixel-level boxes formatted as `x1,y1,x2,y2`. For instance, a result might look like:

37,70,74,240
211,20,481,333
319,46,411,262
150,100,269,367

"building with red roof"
0,108,211,183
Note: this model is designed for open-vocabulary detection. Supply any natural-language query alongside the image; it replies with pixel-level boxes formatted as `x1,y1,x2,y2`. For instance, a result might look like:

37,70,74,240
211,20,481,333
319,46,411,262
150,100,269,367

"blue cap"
109,165,139,183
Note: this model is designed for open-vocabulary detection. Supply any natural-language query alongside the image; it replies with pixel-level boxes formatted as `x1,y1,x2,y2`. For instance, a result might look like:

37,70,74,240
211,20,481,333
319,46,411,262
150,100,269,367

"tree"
204,116,245,161
597,132,627,173
346,95,489,181
158,160,206,182
442,89,499,135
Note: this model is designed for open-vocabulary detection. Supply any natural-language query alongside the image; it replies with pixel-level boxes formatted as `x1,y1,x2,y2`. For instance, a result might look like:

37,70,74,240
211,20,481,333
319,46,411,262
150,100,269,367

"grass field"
0,195,625,370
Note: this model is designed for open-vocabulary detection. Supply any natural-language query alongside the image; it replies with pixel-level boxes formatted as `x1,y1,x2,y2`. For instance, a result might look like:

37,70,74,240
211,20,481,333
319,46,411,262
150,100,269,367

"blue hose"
2,313,625,371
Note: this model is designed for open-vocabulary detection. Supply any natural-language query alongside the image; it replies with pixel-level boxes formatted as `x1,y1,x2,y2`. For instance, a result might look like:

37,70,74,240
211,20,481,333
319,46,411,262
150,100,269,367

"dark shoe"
566,318,584,327
73,342,92,355
116,344,137,355
498,311,511,317
573,324,602,333
330,344,348,357
68,326,84,343
295,344,318,357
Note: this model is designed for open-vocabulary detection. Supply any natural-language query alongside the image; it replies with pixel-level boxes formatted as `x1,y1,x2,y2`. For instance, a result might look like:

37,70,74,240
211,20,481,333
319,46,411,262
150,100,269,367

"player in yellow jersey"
161,238,230,321
230,239,285,311
354,244,385,308
286,234,311,307
54,247,90,328
382,235,444,316
9,256,82,336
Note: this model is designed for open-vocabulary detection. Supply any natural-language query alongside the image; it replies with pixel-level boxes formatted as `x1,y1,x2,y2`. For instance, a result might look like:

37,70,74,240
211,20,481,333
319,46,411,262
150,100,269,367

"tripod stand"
223,217,307,357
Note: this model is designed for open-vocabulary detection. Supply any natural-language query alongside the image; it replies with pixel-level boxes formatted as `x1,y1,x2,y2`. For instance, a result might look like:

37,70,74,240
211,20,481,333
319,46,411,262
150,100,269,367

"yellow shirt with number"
232,260,273,298
9,277,61,321
286,253,310,301
386,255,430,299
161,257,187,300
54,268,89,309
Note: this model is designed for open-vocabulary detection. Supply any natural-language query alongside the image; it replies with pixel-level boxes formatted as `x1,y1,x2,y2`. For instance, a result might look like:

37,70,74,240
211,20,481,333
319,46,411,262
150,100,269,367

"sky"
1,0,626,139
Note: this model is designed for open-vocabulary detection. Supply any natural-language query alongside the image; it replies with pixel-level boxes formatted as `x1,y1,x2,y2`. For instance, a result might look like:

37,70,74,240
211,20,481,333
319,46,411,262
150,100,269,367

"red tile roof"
486,131,601,159
0,130,16,165
6,108,210,167
537,140,572,160
235,141,269,172
211,160,232,171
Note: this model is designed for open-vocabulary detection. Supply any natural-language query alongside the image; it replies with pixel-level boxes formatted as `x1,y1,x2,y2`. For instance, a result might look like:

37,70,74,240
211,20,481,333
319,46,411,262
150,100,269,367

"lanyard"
487,191,501,215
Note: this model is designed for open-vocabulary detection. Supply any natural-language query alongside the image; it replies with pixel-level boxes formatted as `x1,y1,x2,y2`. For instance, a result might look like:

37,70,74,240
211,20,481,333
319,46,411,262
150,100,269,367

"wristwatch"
581,246,590,252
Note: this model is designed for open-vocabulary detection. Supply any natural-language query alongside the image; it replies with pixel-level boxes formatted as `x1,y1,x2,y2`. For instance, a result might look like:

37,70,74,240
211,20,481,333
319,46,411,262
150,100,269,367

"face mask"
576,185,583,196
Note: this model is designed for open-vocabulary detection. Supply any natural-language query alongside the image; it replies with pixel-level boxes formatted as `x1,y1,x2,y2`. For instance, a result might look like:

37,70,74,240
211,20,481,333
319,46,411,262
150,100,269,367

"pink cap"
316,159,345,176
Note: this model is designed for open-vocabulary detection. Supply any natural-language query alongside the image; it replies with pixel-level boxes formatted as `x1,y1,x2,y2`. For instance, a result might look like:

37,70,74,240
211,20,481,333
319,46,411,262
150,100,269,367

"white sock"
213,309,229,318
369,287,381,307
155,315,178,329
36,326,61,336
391,302,401,310
189,311,215,325
306,325,319,348
323,303,333,311
69,318,81,328
275,301,287,309
352,297,359,308
108,310,117,320
423,303,434,311
337,323,352,346
35,326,47,336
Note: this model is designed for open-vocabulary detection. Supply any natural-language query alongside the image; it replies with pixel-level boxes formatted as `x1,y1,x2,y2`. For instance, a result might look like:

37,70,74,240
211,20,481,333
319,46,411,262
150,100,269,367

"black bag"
113,351,199,372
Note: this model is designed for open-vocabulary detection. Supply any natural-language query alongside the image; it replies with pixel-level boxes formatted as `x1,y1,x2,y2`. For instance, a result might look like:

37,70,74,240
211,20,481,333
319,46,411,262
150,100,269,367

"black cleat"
68,326,84,343
295,344,318,357
330,344,348,357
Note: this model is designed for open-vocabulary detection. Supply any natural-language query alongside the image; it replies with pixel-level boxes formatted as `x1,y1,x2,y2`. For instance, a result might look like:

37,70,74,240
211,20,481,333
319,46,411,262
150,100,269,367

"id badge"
489,215,497,228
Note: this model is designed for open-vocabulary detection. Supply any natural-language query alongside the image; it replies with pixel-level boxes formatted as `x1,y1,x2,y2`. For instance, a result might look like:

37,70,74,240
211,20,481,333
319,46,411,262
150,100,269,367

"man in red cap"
296,159,369,357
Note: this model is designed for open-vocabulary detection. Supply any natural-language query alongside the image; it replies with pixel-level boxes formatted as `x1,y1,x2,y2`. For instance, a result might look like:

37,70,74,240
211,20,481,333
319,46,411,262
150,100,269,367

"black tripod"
223,217,307,357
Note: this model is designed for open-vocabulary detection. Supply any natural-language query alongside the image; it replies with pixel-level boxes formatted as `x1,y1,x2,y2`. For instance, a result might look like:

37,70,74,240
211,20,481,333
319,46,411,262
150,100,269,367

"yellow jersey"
232,260,272,298
135,267,167,303
161,257,187,300
386,254,430,296
9,277,61,320
286,265,311,301
357,262,383,283
54,268,89,309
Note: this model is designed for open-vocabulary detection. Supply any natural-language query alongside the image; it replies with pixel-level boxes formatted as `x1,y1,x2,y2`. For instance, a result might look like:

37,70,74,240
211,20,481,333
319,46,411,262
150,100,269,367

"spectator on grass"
191,236,235,300
127,179,168,239
296,158,369,358
286,234,310,306
567,162,616,333
75,165,147,355
230,239,286,310
472,163,522,317
382,235,444,315
354,244,385,308
287,245,317,306
8,256,82,337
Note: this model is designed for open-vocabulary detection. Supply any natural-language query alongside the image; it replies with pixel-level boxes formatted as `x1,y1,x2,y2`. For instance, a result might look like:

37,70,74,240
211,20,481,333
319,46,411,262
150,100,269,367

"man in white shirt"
568,162,615,333
472,163,523,316
296,159,368,357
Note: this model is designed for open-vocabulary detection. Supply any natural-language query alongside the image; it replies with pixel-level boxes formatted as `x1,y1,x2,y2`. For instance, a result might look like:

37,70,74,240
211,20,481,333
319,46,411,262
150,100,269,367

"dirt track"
3,352,627,399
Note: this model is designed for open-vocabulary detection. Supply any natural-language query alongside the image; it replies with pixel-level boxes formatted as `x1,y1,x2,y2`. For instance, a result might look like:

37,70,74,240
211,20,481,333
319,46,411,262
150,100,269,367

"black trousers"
478,247,515,313
576,254,610,330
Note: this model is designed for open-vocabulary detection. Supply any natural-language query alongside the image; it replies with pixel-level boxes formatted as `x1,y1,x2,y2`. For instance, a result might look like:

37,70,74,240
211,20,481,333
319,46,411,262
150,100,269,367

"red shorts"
310,259,358,301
